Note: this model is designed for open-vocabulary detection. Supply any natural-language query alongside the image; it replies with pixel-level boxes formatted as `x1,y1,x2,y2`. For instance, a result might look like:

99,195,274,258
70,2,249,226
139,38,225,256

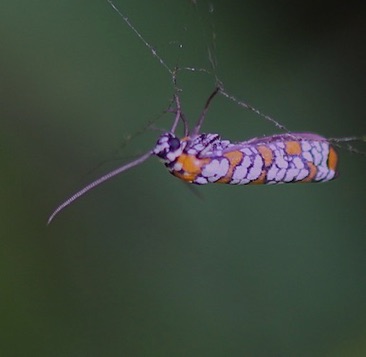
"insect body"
47,85,346,224
47,2,362,224
154,132,338,185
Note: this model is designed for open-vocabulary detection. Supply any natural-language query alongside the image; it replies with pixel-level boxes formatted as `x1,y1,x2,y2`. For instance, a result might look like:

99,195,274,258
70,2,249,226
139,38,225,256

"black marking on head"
168,136,181,151
153,133,184,163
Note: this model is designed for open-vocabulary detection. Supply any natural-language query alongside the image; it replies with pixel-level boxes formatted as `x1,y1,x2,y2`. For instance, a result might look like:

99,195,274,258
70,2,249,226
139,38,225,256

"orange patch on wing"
285,141,302,155
217,150,243,184
250,170,267,185
327,146,338,172
173,154,210,182
224,151,243,166
301,162,317,182
257,145,273,166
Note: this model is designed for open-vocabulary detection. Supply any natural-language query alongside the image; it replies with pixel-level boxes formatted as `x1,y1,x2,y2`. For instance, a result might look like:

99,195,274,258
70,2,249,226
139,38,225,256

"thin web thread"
48,2,365,224
189,1,291,133
107,0,292,133
106,0,173,76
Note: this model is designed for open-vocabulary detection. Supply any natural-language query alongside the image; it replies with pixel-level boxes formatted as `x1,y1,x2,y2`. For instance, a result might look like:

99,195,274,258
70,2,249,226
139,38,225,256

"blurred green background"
1,1,366,356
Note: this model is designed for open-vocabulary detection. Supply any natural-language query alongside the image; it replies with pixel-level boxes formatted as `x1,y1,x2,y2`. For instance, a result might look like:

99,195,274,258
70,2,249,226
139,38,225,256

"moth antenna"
328,135,366,143
328,135,366,156
48,150,152,225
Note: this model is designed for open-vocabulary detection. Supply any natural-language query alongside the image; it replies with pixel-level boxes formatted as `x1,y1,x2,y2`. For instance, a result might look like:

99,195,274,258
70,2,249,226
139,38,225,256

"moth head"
153,133,185,163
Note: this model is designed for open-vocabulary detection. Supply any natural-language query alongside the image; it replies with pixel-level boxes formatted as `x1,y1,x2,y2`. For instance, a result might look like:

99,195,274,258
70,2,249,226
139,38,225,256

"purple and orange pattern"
154,132,338,185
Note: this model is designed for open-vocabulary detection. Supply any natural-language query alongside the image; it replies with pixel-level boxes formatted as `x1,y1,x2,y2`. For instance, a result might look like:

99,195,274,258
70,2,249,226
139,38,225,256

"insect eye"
168,137,181,151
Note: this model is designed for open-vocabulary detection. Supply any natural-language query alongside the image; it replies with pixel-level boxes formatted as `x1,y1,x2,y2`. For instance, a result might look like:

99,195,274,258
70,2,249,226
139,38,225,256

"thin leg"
168,67,189,135
180,112,189,137
169,93,183,134
191,86,220,137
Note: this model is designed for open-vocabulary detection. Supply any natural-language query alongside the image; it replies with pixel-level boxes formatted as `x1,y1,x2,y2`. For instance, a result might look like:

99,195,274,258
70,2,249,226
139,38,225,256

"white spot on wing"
297,169,309,181
301,141,311,151
195,176,208,184
315,167,328,181
173,162,183,171
202,159,229,182
232,155,252,181
276,168,287,181
293,157,304,169
325,170,335,181
311,148,322,165
267,166,278,181
276,154,288,169
303,152,313,161
284,168,299,182
242,148,253,155
247,155,263,180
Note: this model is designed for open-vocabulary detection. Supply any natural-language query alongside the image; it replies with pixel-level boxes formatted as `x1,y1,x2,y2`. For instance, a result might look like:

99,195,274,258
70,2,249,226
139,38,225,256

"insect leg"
191,86,220,136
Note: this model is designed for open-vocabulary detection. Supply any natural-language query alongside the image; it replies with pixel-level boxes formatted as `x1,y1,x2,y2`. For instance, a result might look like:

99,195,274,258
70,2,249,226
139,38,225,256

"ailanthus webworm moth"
47,0,365,224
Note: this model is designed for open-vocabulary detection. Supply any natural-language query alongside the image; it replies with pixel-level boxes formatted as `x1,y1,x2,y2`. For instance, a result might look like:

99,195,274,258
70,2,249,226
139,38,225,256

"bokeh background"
1,0,366,356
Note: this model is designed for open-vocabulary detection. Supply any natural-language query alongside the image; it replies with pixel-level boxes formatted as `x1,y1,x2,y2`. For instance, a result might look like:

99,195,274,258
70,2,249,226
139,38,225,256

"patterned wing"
186,133,338,185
